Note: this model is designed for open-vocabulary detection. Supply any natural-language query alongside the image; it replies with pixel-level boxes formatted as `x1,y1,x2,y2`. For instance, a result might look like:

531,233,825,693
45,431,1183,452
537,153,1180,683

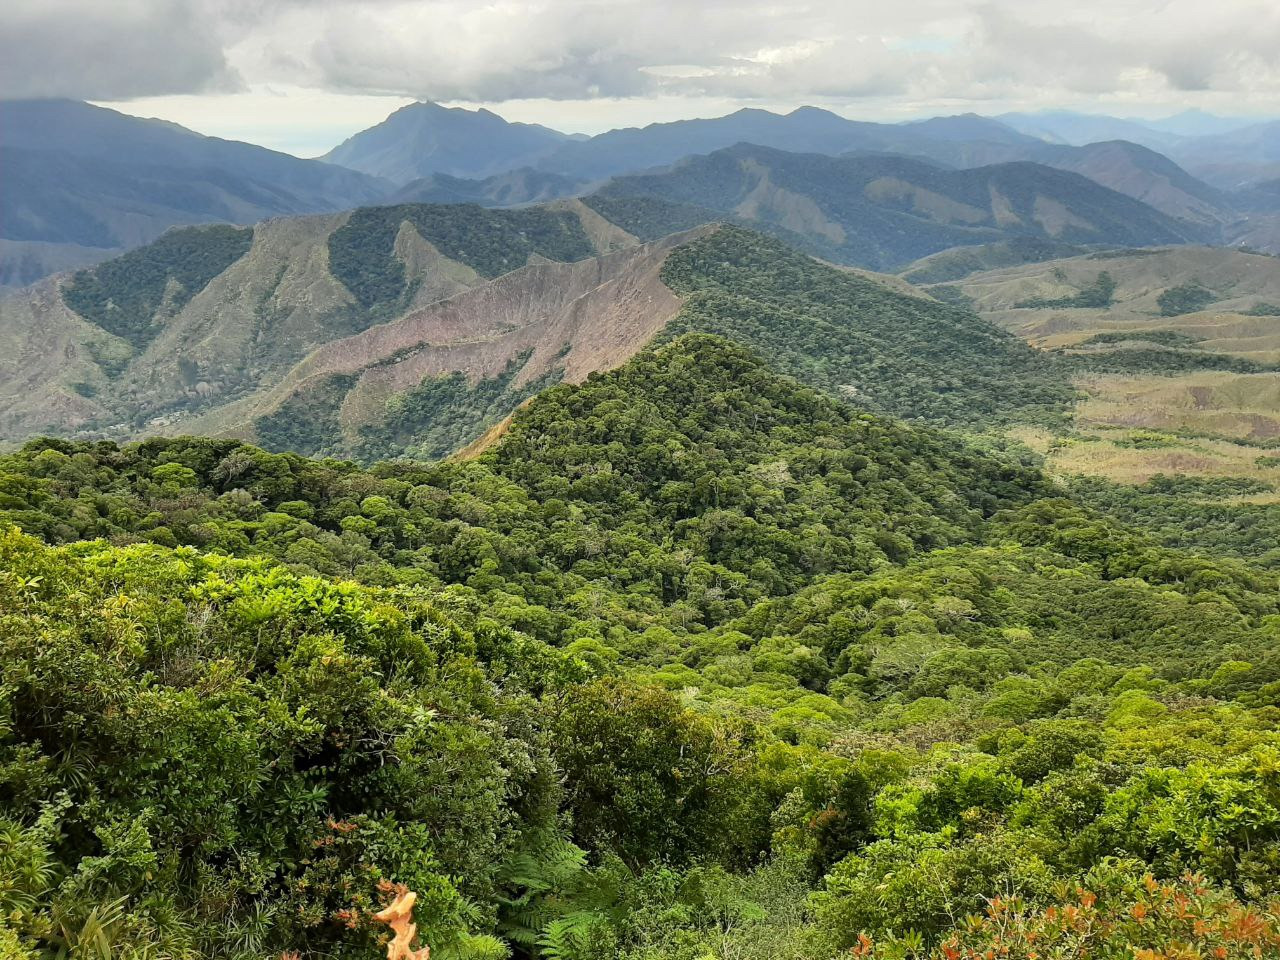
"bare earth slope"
192,228,709,452
0,201,642,447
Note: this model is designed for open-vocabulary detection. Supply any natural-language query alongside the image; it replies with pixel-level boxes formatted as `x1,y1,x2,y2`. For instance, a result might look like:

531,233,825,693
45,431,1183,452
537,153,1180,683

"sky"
4,0,1280,157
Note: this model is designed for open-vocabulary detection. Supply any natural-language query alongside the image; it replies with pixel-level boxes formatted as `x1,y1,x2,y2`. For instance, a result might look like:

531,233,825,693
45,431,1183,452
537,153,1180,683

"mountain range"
0,99,391,287
12,10,1280,955
12,172,1279,469
1002,110,1280,190
311,101,1271,246
3,97,1279,293
0,193,1076,452
586,143,1208,270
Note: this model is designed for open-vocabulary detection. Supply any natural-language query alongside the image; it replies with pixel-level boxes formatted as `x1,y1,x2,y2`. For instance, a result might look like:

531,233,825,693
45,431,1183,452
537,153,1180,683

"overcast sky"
4,0,1279,157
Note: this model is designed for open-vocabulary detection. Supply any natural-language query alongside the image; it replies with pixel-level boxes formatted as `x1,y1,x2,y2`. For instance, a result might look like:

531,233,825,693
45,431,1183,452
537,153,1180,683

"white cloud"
0,0,242,99
8,0,1277,153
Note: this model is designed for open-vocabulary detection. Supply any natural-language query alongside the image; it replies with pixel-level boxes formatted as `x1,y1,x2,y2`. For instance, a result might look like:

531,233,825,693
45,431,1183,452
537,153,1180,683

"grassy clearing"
1045,427,1280,491
1071,371,1280,441
941,248,1280,488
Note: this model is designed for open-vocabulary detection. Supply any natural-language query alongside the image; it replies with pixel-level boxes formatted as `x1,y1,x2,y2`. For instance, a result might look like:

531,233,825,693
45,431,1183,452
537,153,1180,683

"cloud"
1147,5,1280,93
295,1,797,101
248,0,1280,107
0,0,242,100
4,0,1279,113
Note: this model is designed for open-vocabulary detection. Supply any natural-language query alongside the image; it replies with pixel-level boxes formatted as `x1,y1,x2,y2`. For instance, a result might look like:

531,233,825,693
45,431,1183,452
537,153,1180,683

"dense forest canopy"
328,204,596,312
62,225,254,352
659,229,1073,426
3,332,1280,959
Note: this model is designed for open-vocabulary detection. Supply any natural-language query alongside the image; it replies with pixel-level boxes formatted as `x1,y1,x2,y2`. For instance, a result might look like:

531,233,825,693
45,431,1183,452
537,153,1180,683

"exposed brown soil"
221,227,713,442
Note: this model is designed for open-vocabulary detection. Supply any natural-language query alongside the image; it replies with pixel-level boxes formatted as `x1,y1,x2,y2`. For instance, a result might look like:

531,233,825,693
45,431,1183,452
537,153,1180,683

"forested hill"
238,228,1074,460
0,201,643,448
5,328,1280,958
1,336,1049,617
659,227,1071,425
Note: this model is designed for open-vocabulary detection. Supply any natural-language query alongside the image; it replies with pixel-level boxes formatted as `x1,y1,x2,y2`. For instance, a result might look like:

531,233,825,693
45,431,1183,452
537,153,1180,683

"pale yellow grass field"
1071,371,1280,441
1003,424,1056,456
1046,430,1280,494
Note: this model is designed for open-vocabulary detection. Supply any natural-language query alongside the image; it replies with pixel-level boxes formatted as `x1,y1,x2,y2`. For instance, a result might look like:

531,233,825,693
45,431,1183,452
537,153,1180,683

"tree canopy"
3,333,1279,959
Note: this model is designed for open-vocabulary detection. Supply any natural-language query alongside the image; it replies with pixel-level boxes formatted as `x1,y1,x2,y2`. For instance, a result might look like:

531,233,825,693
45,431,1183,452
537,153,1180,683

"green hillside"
7,217,1088,465
0,176,1211,459
0,201,630,446
662,228,1072,425
62,224,254,350
240,227,1076,462
581,194,722,241
899,237,1093,283
3,334,1280,958
905,245,1280,569
1,337,1049,613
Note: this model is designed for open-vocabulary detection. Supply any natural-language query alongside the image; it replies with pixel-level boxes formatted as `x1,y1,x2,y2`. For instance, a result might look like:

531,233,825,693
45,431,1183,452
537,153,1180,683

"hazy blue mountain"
321,101,572,184
1168,120,1280,189
1000,110,1279,194
862,129,1237,229
529,106,1048,182
323,103,1050,188
897,237,1091,284
0,99,392,286
326,102,1227,231
1033,140,1236,228
900,113,1042,145
996,110,1262,149
388,168,586,206
999,111,1187,149
587,143,1206,270
1142,110,1264,138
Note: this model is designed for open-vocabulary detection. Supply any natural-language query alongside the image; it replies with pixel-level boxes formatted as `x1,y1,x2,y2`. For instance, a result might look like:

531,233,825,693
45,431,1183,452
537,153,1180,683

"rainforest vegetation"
327,204,596,311
62,225,254,351
1015,271,1117,309
659,229,1074,427
1157,282,1218,317
2,333,1280,959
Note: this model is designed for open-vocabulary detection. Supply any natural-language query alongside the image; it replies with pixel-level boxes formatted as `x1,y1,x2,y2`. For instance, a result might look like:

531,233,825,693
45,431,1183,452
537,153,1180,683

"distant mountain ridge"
527,106,1050,182
321,101,573,184
8,98,1276,292
586,143,1208,270
0,99,392,287
999,110,1262,148
320,103,1246,239
1167,119,1280,190
1000,110,1280,191
1033,140,1236,228
389,168,589,206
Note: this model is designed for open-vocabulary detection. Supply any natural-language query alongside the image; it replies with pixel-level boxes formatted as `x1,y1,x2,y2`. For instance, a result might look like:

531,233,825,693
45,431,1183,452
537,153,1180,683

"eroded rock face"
0,199,664,455
0,275,109,438
209,226,710,450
